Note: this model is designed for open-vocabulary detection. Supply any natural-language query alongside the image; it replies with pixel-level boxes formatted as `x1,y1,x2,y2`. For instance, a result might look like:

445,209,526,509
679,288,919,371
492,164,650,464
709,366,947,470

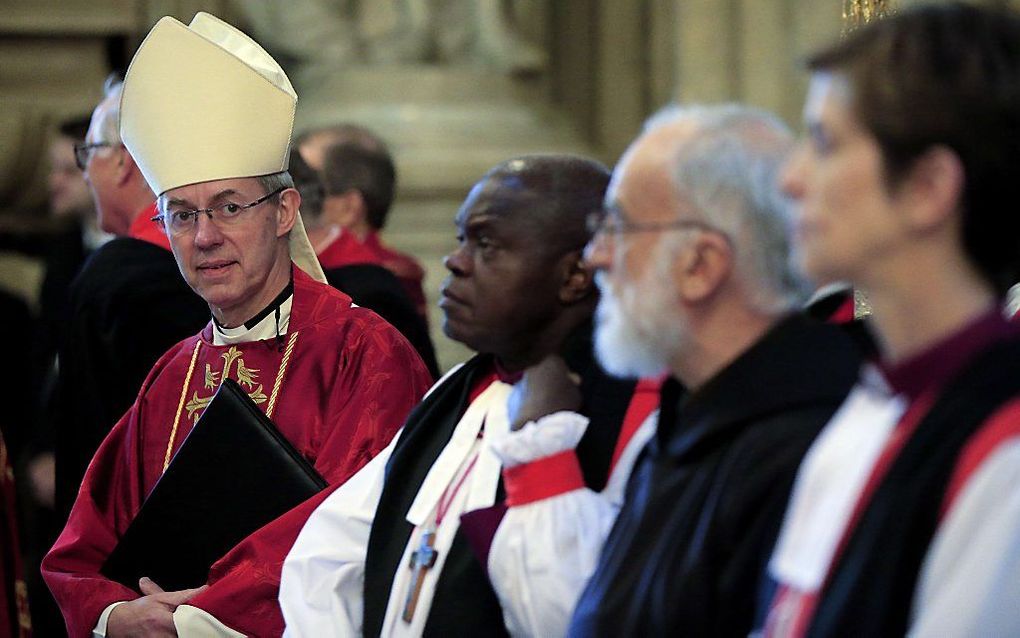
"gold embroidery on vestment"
164,335,299,473
236,360,260,389
165,340,203,472
15,580,31,635
182,346,269,423
204,364,219,390
267,332,300,419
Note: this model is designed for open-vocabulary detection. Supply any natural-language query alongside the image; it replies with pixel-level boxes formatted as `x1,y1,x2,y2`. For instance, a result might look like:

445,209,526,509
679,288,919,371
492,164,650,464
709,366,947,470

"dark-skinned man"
277,155,656,636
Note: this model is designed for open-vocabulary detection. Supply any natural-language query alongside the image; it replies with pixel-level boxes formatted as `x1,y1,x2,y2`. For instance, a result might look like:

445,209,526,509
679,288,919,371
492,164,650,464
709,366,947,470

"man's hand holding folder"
107,577,207,637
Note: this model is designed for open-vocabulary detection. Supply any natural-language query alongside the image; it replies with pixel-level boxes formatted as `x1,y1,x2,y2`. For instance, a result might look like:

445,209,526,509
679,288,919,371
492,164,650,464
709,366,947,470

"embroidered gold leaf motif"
16,580,31,633
204,364,220,390
186,348,269,421
185,391,213,422
248,384,268,405
236,358,260,389
221,347,243,378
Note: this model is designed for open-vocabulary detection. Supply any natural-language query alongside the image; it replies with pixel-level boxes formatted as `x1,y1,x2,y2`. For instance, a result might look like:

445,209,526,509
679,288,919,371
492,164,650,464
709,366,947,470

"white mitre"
120,11,325,283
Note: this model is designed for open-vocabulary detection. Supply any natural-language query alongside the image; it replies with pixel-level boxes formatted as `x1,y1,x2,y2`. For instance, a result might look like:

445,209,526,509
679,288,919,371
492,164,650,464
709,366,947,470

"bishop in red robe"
42,11,433,637
42,267,430,636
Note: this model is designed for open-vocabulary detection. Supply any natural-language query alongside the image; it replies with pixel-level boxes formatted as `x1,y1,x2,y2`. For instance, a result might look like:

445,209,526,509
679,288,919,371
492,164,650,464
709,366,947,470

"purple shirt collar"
880,308,1019,401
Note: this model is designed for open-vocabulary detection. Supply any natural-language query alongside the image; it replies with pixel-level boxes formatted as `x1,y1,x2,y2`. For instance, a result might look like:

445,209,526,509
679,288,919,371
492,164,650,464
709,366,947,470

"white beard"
594,266,680,379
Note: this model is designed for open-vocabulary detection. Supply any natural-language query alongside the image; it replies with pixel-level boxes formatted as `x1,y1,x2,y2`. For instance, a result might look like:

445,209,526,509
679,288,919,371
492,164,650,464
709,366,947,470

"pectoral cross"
402,529,438,623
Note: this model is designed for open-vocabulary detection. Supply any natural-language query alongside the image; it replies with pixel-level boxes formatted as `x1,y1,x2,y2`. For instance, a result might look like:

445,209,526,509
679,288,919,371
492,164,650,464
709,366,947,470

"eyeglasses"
152,186,286,236
73,142,114,170
586,207,720,237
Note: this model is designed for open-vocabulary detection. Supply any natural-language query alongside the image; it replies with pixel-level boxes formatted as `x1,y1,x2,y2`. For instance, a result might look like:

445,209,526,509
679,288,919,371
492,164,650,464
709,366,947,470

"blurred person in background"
297,124,429,320
50,76,208,522
290,148,438,377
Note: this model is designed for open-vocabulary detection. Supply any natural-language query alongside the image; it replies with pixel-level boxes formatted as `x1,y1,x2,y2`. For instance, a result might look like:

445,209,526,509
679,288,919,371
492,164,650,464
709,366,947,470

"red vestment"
126,202,171,251
42,266,432,638
317,230,428,319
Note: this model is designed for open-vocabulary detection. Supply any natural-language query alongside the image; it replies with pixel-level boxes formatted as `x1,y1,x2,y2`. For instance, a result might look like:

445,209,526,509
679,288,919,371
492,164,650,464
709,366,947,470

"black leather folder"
102,379,327,592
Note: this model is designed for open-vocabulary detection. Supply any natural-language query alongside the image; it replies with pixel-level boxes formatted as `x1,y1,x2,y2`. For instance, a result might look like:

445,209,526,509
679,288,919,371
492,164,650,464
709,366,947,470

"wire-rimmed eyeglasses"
73,142,115,170
151,187,287,236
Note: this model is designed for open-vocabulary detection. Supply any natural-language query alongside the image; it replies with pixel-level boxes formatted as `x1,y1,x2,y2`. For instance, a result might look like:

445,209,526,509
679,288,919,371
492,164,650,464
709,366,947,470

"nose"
583,231,613,273
780,143,809,201
192,212,224,249
443,244,471,277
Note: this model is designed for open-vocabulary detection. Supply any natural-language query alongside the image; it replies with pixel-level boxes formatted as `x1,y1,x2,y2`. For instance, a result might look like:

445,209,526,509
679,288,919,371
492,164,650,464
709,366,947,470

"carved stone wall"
545,0,845,163
0,0,236,219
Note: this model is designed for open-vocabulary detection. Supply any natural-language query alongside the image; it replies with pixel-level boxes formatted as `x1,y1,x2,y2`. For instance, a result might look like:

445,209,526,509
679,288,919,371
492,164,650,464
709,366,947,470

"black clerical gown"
364,326,636,636
281,322,638,636
52,234,208,519
569,314,860,637
761,312,1020,637
324,264,439,380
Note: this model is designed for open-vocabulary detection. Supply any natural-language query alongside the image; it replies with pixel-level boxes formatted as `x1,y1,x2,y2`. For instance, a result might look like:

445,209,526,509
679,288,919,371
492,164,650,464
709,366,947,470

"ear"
276,188,300,237
116,147,136,186
900,145,964,232
322,190,366,227
347,190,369,225
675,232,732,303
558,249,594,304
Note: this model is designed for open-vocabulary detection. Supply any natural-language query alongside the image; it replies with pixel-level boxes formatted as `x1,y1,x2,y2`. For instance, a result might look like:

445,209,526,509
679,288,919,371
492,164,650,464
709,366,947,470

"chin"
594,295,670,379
440,319,472,349
191,284,239,312
792,244,832,285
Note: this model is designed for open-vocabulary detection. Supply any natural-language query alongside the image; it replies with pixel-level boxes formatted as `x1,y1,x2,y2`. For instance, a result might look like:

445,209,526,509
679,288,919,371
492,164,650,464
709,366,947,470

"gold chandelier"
843,0,896,34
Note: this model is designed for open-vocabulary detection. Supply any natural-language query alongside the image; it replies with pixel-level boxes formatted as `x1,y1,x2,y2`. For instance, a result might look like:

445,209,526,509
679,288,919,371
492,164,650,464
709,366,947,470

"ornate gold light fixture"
843,0,896,35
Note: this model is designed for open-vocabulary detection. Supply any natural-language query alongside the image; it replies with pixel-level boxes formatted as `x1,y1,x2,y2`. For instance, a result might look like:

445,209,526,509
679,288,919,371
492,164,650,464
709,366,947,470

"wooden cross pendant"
402,529,438,623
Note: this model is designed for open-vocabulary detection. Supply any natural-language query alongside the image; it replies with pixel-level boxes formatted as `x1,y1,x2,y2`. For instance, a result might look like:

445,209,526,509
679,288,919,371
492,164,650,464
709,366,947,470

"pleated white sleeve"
910,437,1020,638
279,432,397,637
173,605,245,637
485,411,656,638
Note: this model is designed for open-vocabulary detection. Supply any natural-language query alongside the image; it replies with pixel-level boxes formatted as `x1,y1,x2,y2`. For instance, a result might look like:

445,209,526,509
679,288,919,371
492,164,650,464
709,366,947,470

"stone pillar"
665,0,842,130
595,1,647,158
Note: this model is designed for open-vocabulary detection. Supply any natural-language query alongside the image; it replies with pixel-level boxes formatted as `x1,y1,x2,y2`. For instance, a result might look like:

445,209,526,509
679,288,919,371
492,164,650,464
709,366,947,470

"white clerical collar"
806,281,853,307
212,294,293,346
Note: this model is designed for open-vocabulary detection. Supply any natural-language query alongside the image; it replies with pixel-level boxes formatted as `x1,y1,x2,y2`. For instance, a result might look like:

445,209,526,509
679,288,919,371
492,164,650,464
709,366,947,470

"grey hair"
256,170,295,197
644,103,810,313
97,74,124,145
156,171,294,211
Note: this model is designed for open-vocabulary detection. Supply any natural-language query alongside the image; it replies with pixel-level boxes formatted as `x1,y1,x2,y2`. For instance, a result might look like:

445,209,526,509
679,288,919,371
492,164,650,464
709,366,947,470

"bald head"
288,148,324,218
296,124,389,170
477,154,610,258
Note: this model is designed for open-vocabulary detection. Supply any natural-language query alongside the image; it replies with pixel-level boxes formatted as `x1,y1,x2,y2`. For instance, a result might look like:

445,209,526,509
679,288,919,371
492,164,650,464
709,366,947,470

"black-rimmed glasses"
73,142,114,170
151,186,287,236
